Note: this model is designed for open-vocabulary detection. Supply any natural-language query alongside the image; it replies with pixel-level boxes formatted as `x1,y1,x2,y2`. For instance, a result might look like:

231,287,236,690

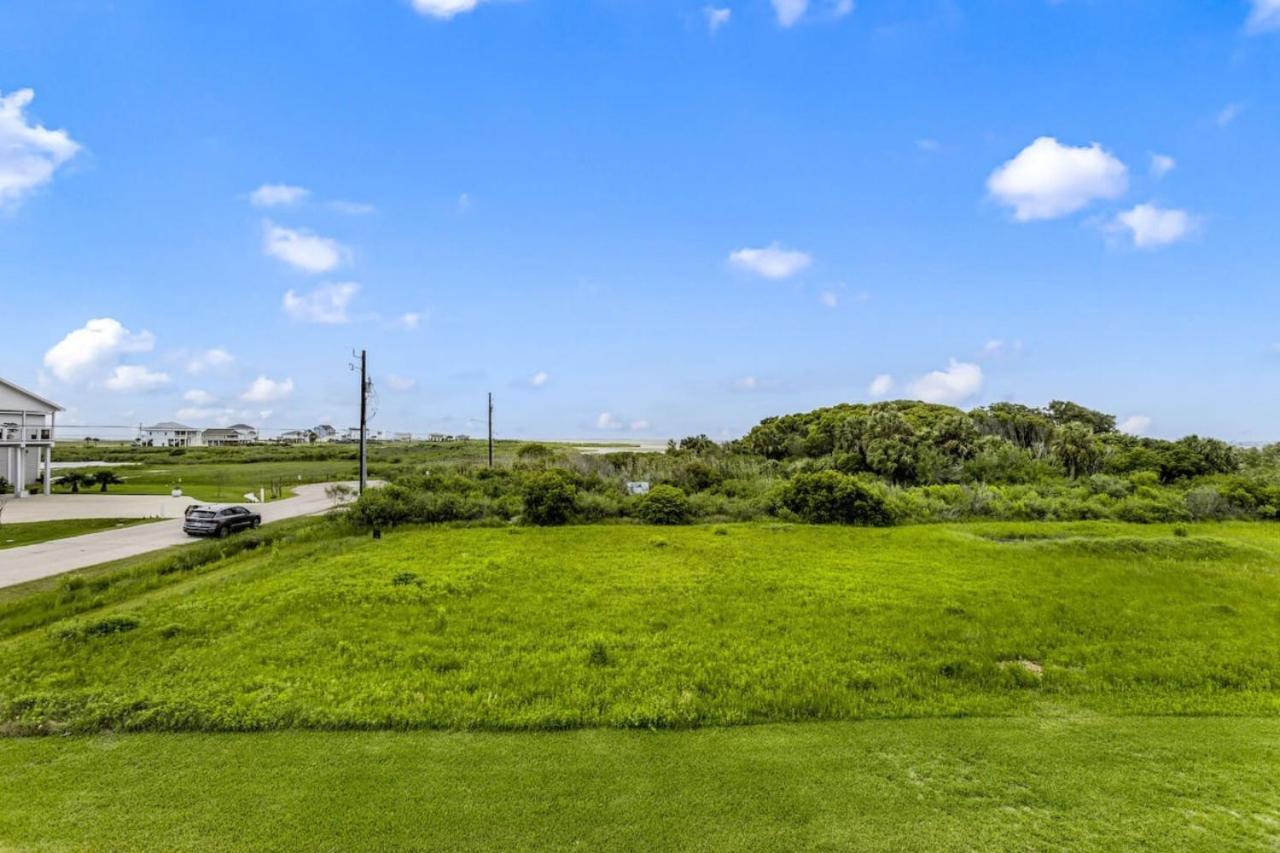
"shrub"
636,485,692,525
775,471,893,526
521,471,578,526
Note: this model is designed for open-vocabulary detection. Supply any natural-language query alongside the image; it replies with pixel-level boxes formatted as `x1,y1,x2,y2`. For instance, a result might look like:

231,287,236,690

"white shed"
0,376,63,498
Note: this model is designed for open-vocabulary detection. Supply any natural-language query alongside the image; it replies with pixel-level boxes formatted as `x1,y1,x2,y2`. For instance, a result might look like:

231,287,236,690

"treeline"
345,399,1280,529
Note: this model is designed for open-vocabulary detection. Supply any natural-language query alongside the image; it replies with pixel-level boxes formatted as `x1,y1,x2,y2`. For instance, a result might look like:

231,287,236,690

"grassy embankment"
1,520,1277,849
0,518,154,550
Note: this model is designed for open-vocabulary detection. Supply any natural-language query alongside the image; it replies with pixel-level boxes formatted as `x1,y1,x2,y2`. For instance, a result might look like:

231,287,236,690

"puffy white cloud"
868,374,893,397
908,360,983,405
987,137,1128,221
1112,204,1197,249
596,412,623,430
773,0,808,26
1247,0,1280,33
630,420,651,431
728,243,813,279
818,291,839,309
1149,154,1176,178
262,221,347,274
103,365,170,392
396,312,424,330
185,347,234,374
705,6,731,31
385,374,417,392
249,184,308,207
528,371,550,388
43,318,156,383
176,406,234,425
1119,415,1152,436
1217,103,1243,127
282,282,360,324
241,376,294,403
0,88,80,208
184,389,217,405
412,0,481,19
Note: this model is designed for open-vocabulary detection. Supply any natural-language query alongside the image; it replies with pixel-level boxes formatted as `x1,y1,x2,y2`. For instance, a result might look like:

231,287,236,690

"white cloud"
249,184,308,207
528,371,550,388
987,137,1128,221
1149,154,1176,179
629,420,651,431
185,347,234,374
0,88,80,208
1217,103,1243,127
705,6,731,31
596,412,623,430
241,376,294,403
329,200,376,215
868,374,893,397
1247,0,1280,33
282,282,360,324
818,291,839,308
457,193,473,213
396,312,423,330
103,365,170,392
773,0,808,26
832,0,854,18
262,221,347,274
43,318,156,383
385,374,417,392
734,376,761,392
908,360,983,405
728,243,813,279
412,0,481,19
980,339,1005,357
915,138,941,153
1119,415,1152,436
176,406,234,425
184,389,217,405
1112,204,1197,249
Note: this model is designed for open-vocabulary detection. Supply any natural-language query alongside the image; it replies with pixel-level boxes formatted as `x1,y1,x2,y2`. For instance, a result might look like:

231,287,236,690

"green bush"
636,485,692,525
775,471,893,526
521,471,578,526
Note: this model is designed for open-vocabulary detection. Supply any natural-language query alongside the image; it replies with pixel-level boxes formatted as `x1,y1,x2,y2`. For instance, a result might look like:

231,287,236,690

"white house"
139,422,204,447
202,423,258,446
0,376,62,498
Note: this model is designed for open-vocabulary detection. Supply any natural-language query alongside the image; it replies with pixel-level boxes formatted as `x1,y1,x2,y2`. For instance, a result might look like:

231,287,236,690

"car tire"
252,518,261,529
218,525,230,539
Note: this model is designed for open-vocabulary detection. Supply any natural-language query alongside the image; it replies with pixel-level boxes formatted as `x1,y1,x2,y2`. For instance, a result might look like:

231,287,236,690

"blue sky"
2,0,1278,442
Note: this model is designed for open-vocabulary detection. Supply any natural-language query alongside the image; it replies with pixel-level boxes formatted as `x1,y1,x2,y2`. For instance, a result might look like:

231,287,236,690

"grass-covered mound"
2,522,1278,733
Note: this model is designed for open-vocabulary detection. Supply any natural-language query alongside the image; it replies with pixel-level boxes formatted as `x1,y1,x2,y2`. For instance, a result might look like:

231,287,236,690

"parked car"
183,504,262,538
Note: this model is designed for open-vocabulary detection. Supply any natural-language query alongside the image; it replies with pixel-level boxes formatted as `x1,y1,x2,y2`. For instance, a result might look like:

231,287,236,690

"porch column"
14,443,24,500
44,444,52,495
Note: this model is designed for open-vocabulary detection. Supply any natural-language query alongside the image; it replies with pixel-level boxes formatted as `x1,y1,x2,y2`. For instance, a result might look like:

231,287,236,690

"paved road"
0,484,358,589
2,493,199,522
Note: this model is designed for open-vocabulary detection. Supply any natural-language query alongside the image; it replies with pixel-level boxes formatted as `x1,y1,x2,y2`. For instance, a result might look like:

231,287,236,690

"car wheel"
252,518,261,529
218,525,230,539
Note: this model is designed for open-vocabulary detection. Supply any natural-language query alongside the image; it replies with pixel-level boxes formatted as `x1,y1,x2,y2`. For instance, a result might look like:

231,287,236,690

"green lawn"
3,521,1278,732
1,718,1276,850
0,518,153,550
48,460,359,502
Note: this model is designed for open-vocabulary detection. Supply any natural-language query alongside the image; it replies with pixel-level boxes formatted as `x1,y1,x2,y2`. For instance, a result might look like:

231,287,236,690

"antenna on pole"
488,392,494,468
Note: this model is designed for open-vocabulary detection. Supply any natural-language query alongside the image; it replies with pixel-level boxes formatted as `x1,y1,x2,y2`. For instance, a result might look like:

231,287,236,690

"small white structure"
139,422,204,448
0,376,62,498
625,481,651,496
393,432,413,442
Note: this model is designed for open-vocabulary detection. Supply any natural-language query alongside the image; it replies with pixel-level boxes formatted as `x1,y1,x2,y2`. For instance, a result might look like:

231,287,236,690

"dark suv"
183,504,262,538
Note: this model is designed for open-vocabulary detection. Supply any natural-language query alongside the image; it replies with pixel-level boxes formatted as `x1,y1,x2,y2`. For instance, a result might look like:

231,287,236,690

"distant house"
0,376,62,498
202,424,258,446
393,432,413,442
427,433,447,443
312,424,337,442
277,429,311,444
139,422,203,448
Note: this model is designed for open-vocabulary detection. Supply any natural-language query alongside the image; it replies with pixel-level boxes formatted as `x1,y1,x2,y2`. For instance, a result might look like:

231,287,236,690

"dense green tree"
776,471,892,526
1051,422,1102,479
91,471,123,492
521,471,578,525
636,485,692,525
1047,400,1117,434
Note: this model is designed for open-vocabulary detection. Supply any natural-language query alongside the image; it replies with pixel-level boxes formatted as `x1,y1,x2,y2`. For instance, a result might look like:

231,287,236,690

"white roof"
0,376,64,412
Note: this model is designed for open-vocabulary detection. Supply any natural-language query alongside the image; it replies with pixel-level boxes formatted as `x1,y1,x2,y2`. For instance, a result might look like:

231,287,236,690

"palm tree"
56,472,88,494
91,471,124,493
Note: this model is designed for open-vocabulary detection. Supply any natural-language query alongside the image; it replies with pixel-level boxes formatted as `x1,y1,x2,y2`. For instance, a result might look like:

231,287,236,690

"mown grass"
0,518,153,550
1,718,1277,851
2,521,1277,733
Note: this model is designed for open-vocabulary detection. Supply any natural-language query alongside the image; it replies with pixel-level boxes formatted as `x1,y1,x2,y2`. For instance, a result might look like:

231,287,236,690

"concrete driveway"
0,483,359,589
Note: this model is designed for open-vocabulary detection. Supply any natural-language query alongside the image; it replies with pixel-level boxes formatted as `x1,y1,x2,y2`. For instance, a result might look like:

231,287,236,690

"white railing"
0,425,53,443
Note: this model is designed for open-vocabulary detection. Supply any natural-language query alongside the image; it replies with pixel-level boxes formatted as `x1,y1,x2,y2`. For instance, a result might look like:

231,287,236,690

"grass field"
3,521,1278,732
0,518,153,550
2,519,1278,849
2,718,1277,851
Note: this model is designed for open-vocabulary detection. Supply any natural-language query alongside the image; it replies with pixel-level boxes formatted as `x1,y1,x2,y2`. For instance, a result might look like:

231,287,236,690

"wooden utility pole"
487,392,494,468
358,349,369,494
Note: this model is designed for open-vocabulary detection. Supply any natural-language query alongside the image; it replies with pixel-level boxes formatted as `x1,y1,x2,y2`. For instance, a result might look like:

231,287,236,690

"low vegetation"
0,518,153,550
2,521,1277,733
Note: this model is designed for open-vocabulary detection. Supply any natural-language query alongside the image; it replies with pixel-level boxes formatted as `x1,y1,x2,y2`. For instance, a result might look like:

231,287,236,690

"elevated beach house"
138,422,204,448
0,376,62,498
